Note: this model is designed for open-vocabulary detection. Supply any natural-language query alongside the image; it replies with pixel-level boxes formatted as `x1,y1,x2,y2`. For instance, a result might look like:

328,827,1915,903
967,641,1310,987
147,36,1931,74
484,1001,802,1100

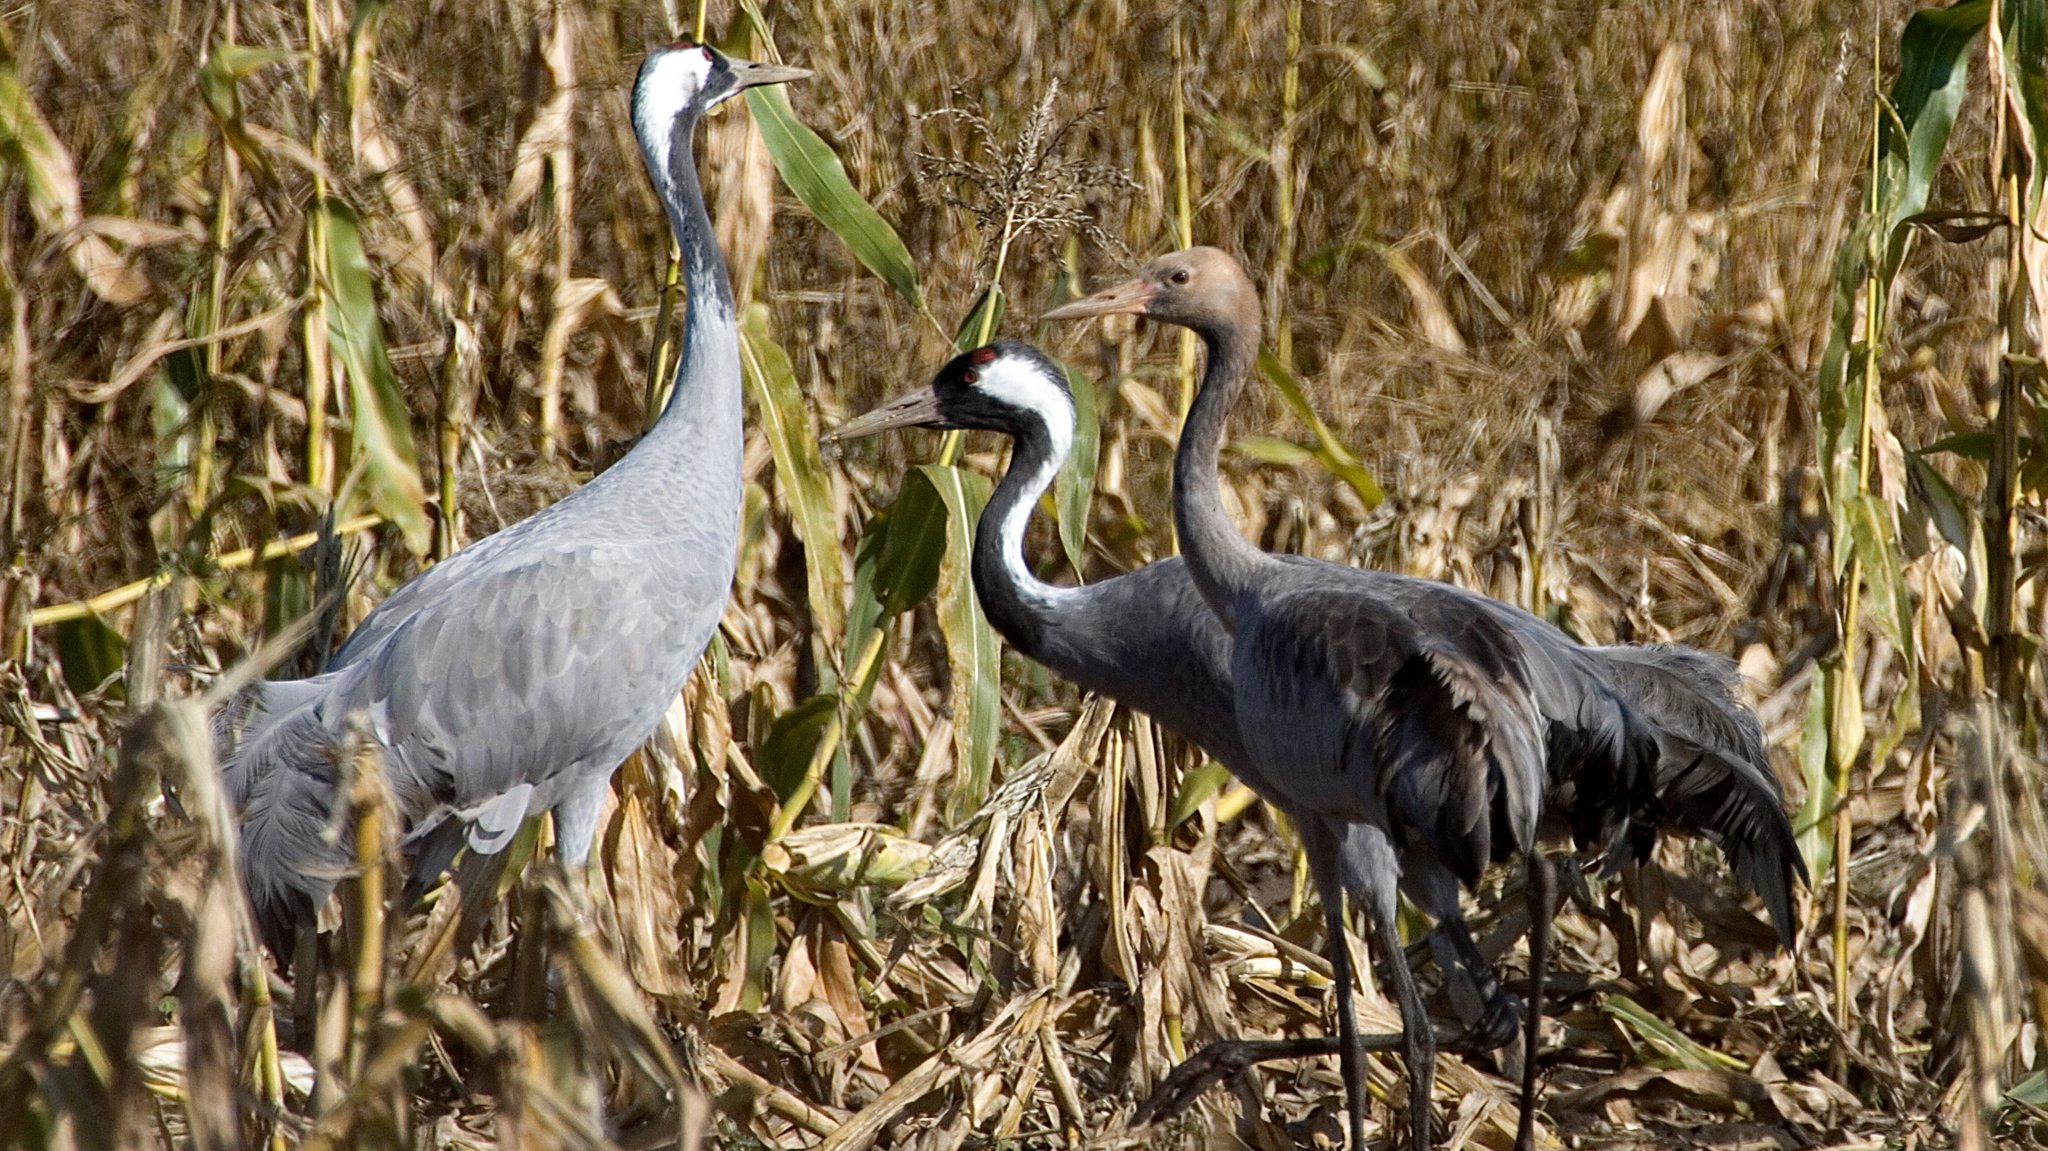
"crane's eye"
962,369,979,385
1169,268,1190,285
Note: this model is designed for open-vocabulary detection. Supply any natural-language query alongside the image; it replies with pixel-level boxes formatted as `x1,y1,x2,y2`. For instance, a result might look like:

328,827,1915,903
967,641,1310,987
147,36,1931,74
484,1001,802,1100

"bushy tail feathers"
1650,733,1807,948
218,689,353,958
1595,644,1807,947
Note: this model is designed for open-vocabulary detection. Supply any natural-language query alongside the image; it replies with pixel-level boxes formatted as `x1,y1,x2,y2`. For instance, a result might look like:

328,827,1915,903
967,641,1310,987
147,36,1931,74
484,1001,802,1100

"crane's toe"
1455,987,1525,1054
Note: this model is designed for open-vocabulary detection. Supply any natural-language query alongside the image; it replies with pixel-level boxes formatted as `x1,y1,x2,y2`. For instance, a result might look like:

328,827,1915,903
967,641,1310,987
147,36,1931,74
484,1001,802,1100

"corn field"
3,0,2048,1147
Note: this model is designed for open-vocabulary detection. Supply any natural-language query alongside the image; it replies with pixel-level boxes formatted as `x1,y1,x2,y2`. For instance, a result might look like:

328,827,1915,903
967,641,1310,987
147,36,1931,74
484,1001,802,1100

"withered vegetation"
2,1,2045,1149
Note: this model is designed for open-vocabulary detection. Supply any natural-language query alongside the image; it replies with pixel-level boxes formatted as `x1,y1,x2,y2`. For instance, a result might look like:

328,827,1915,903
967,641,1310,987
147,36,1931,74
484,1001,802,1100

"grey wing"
1242,579,1551,887
1304,573,1663,880
1595,644,1806,945
350,536,721,836
224,685,357,955
1469,599,1665,864
327,519,542,669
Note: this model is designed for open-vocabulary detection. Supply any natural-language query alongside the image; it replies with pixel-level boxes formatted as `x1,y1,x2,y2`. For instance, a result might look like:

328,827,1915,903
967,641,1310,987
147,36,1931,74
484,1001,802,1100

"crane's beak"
1041,277,1156,321
825,388,946,442
730,57,812,90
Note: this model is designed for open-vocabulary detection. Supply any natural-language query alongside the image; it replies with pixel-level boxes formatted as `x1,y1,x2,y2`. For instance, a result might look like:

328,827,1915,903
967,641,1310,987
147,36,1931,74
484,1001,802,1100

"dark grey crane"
218,42,806,958
1041,249,1806,1151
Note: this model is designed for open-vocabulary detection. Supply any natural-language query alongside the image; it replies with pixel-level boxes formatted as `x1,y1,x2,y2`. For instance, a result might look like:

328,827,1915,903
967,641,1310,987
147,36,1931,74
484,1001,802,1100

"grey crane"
832,339,1804,1146
218,41,807,958
1042,247,1805,1151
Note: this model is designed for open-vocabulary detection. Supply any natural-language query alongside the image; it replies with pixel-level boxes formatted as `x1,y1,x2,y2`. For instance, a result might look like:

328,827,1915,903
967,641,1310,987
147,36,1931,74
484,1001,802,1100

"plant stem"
302,0,332,494
1271,0,1300,367
1170,16,1196,422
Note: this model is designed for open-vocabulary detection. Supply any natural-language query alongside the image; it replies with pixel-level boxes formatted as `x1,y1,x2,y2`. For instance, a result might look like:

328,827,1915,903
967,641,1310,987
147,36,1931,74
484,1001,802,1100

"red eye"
970,347,998,366
962,369,979,385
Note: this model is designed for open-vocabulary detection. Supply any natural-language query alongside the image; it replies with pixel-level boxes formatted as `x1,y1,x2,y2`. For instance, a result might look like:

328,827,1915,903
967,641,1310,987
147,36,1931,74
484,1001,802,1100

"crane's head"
632,41,808,166
1041,246,1259,339
827,341,1075,444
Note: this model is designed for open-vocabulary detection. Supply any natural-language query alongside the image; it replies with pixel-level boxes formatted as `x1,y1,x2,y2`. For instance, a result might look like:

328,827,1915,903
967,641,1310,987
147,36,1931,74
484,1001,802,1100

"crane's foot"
1453,988,1524,1056
1134,1037,1362,1126
1136,1025,1485,1127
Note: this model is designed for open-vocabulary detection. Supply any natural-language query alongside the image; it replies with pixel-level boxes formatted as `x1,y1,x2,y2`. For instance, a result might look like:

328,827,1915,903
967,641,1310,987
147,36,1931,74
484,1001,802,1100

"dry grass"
2,0,2045,1148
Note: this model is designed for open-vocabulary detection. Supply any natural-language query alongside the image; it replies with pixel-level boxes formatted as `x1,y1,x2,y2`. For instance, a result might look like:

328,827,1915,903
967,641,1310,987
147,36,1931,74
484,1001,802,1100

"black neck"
970,421,1065,654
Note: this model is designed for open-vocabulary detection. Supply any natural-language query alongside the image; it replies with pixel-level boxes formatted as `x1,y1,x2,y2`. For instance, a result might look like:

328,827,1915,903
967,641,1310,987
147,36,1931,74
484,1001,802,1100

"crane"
218,41,807,959
1043,248,1804,1150
832,338,1804,1146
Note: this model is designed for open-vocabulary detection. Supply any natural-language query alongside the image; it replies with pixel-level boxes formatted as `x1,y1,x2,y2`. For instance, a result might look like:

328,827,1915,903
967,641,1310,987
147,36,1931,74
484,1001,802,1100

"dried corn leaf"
0,55,148,305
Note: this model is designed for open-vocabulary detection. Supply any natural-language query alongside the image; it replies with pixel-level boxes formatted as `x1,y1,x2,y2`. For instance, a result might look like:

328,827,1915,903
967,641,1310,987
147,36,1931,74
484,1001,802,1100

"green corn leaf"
262,555,312,642
1919,430,1997,459
1600,993,1746,1072
1882,2,1989,267
843,474,949,705
1795,670,1836,883
53,613,127,701
2010,1069,2048,1108
915,463,1000,813
315,197,429,553
196,42,292,183
149,365,195,501
1997,0,2048,206
1167,759,1235,829
1052,359,1099,578
758,694,839,803
1817,1,1986,500
1845,493,1914,660
745,83,923,310
1233,435,1318,468
1256,349,1383,508
739,305,845,645
740,881,776,1012
1908,456,1991,635
953,283,1006,352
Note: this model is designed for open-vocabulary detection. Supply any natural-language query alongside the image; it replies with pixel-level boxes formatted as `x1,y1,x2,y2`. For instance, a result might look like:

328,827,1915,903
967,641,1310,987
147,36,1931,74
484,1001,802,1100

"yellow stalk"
301,0,332,493
31,514,384,627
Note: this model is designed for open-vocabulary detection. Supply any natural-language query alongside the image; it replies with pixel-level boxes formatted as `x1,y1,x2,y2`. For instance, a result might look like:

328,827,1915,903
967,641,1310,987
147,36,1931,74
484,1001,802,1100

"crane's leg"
531,774,609,1017
1358,863,1436,1151
550,771,610,893
1301,821,1370,1151
1406,858,1519,1053
1326,893,1372,1151
1515,850,1556,1151
1435,916,1521,1052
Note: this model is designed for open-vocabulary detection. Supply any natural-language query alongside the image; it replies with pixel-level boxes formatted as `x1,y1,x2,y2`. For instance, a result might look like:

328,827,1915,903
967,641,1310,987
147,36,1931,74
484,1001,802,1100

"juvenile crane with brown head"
1040,247,1805,1150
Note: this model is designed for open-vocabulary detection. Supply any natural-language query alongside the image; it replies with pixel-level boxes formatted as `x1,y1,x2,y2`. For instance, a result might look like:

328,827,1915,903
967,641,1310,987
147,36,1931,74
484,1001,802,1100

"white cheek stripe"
978,359,1080,608
976,359,1075,461
632,49,714,191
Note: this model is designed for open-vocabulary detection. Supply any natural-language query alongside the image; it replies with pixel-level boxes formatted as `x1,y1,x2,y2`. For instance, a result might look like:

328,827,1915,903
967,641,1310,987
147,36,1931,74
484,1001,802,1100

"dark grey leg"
1358,857,1435,1151
1304,821,1371,1151
1515,851,1556,1151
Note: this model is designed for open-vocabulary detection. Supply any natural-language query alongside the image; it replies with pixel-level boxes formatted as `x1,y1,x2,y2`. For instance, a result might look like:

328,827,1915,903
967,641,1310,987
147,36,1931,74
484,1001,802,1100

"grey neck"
1171,320,1274,631
643,114,743,451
